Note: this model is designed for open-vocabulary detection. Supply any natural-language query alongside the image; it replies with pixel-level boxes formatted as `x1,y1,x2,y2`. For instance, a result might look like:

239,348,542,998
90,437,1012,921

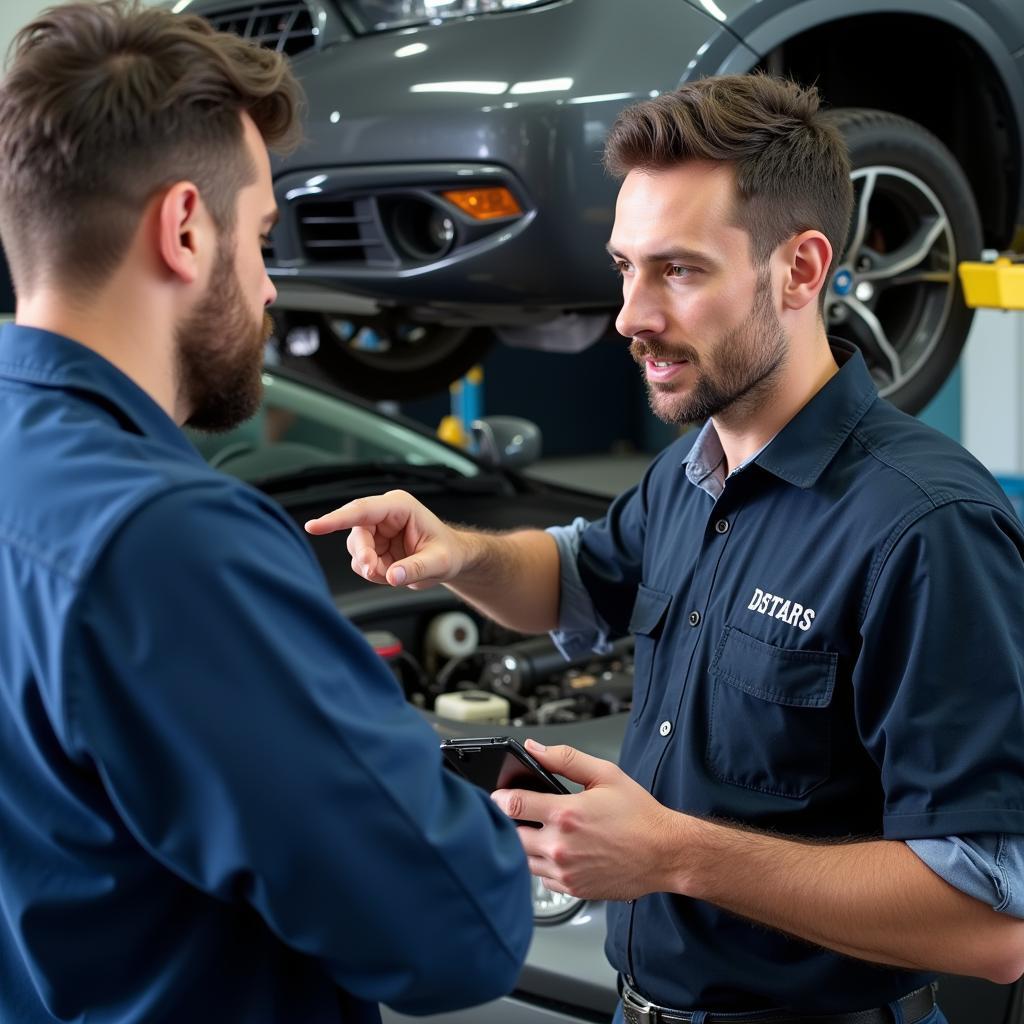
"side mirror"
471,416,542,469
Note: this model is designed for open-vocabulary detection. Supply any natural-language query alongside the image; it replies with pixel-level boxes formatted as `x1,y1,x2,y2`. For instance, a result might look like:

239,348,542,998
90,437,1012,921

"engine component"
561,668,634,712
434,690,510,725
363,629,403,682
362,628,429,704
355,607,634,725
482,635,633,697
364,629,402,658
481,635,575,696
425,611,479,665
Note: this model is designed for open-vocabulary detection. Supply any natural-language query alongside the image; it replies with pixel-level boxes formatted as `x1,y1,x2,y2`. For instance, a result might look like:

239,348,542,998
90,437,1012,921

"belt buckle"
622,984,655,1024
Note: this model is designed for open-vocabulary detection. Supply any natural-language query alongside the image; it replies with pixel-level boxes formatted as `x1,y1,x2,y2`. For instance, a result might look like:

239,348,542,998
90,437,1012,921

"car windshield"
187,371,480,482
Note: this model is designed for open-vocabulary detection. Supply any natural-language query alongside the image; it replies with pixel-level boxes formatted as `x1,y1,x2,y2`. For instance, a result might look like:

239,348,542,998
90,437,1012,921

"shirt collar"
679,338,878,491
755,339,877,488
683,419,775,501
0,323,202,459
683,420,726,488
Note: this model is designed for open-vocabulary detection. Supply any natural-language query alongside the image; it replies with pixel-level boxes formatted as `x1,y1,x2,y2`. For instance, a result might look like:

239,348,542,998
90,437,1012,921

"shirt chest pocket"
628,584,672,723
706,626,837,799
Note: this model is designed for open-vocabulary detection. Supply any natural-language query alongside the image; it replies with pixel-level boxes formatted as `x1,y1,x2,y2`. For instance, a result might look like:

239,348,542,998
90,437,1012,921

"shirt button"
659,720,672,737
688,610,701,627
626,974,636,987
715,518,729,534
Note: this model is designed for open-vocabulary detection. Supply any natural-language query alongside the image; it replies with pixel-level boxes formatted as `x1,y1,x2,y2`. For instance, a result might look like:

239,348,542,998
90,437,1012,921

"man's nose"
263,271,277,308
615,278,666,340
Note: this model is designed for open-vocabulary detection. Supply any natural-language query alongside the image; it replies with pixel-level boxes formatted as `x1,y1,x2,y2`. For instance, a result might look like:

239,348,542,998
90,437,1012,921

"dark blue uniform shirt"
0,325,533,1024
570,341,1024,1012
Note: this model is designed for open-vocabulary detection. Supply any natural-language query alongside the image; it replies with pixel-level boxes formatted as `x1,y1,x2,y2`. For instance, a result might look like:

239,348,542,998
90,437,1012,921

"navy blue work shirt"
0,325,533,1024
573,341,1024,1012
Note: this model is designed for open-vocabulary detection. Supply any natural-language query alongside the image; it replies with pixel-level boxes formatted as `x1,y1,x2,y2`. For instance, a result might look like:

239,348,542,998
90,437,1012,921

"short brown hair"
0,0,303,296
604,74,852,291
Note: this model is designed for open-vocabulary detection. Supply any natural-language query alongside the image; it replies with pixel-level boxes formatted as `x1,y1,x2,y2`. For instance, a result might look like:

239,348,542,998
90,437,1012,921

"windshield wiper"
252,460,510,496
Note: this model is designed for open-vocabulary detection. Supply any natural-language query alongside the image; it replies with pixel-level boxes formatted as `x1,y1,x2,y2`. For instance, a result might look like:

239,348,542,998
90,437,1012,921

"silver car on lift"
177,0,1024,409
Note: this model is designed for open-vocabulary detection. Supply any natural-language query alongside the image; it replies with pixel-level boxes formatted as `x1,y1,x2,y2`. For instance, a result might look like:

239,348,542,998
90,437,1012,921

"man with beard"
0,3,533,1023
307,75,1024,1020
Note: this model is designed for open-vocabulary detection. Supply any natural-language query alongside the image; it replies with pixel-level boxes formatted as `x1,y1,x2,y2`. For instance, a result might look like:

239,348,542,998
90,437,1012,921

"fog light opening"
388,199,457,261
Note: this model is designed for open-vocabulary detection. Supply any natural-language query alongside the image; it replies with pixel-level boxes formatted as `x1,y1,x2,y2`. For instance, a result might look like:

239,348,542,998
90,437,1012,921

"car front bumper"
266,0,752,326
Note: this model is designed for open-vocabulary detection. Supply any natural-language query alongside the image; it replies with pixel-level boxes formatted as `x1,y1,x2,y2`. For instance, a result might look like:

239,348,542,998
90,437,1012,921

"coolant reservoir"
434,690,510,725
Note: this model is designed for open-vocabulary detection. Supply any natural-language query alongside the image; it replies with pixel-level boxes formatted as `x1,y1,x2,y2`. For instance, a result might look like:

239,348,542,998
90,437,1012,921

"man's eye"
611,260,631,275
669,265,691,278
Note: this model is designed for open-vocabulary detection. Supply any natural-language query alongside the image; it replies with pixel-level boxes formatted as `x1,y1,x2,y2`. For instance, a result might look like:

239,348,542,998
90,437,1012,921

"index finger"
492,787,564,826
305,494,405,535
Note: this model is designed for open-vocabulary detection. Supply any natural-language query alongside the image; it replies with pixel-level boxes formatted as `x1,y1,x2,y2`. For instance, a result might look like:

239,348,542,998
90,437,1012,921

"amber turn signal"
441,187,522,220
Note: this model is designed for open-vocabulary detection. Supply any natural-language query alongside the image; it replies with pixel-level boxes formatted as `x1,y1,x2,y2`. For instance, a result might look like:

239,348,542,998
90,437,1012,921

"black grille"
207,1,317,57
296,198,396,266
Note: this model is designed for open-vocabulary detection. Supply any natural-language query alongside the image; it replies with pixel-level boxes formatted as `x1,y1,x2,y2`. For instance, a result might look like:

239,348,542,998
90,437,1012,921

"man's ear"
780,230,833,312
156,182,206,285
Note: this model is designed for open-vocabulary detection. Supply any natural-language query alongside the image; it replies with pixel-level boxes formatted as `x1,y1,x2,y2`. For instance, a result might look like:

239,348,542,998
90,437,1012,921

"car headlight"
346,0,554,34
532,875,583,923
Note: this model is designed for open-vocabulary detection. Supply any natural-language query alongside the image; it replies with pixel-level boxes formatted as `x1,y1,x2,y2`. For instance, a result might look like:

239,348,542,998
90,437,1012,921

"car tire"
821,108,983,415
274,312,494,401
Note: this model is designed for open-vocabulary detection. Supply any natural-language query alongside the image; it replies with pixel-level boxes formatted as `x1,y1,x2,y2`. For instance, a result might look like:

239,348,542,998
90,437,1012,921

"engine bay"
346,589,634,728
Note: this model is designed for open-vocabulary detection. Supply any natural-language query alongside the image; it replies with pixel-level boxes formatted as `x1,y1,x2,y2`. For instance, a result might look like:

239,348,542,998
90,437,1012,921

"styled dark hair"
604,74,853,293
0,0,303,296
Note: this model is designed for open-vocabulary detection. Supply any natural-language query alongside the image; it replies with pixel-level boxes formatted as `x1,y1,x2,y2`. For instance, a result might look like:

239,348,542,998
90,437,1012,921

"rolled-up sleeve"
64,481,533,1016
546,444,675,662
546,518,613,659
909,834,1024,917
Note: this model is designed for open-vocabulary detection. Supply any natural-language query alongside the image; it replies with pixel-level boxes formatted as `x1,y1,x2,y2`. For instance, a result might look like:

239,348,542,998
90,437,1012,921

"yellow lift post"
959,255,1024,309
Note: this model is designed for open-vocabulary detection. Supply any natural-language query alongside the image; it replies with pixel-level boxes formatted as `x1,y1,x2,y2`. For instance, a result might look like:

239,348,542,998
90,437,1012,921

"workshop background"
4,3,1024,1024
1,1,1021,502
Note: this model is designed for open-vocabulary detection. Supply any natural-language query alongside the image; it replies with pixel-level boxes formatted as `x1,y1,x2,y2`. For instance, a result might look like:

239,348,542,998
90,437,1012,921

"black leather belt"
620,980,936,1024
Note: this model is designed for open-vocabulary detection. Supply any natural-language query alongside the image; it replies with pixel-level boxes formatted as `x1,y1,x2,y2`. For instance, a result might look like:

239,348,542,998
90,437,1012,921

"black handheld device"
440,736,569,826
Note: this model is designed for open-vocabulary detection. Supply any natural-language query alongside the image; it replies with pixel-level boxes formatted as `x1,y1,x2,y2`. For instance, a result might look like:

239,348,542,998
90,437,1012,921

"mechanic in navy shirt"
0,5,532,1022
309,75,1024,1021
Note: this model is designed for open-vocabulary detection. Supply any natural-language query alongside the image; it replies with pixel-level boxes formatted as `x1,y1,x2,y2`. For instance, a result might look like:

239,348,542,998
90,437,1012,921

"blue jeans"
611,1002,949,1023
